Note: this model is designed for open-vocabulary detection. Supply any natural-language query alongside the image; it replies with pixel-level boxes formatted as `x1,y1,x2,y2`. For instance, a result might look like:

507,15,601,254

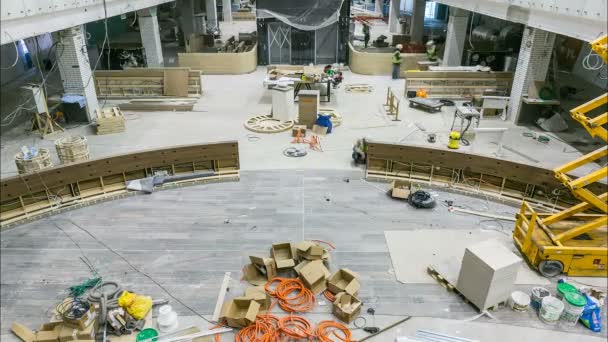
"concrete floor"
1,51,606,341
0,170,606,342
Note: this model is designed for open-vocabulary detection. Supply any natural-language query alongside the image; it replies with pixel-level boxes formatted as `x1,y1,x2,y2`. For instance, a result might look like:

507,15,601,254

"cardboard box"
292,125,307,137
35,331,59,342
219,298,261,328
61,306,96,330
242,256,278,286
58,326,76,342
244,286,272,313
298,90,320,128
327,268,360,296
312,125,328,135
295,241,330,262
391,180,411,199
11,323,35,342
39,316,63,332
271,243,296,269
332,292,362,323
297,260,330,295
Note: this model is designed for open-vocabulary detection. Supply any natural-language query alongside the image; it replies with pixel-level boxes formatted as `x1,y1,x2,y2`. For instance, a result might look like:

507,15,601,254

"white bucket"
508,291,531,312
539,296,564,325
560,293,586,326
157,305,179,332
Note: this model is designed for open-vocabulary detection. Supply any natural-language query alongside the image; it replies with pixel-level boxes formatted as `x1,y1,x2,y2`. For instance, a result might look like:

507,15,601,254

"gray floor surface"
1,170,606,341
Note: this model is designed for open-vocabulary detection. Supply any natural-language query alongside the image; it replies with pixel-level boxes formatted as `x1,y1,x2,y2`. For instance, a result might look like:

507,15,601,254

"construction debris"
345,84,373,93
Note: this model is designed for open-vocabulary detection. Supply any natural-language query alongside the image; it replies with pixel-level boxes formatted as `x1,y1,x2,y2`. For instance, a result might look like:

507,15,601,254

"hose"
323,290,336,302
278,315,313,340
315,320,353,342
264,278,316,313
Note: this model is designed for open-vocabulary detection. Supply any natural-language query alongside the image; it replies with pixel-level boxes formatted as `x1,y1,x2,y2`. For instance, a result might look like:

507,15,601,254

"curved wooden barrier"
348,43,427,75
178,45,258,74
0,141,239,228
365,141,606,210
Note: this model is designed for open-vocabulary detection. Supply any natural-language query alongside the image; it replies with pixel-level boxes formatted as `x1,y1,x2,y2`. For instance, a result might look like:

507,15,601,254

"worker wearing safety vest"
392,44,403,79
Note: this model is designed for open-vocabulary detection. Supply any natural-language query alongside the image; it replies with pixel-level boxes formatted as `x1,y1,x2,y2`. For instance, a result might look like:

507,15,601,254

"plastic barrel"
556,282,577,300
560,292,587,326
539,296,564,324
530,287,551,311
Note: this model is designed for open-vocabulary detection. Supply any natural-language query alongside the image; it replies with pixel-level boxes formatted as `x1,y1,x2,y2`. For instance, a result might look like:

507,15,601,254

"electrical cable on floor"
60,219,220,325
1,31,20,70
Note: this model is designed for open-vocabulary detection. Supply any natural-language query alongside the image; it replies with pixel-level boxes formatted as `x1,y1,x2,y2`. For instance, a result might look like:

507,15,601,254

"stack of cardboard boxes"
12,303,97,342
222,241,362,327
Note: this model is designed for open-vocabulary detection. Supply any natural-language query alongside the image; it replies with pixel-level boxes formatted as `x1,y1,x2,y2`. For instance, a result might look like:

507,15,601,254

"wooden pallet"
427,265,506,311
96,107,125,135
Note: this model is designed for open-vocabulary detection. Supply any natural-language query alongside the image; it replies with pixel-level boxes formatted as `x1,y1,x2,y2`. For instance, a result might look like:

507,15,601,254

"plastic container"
530,287,551,311
136,328,158,342
157,305,178,333
556,282,578,300
560,292,587,326
539,296,564,325
508,291,531,312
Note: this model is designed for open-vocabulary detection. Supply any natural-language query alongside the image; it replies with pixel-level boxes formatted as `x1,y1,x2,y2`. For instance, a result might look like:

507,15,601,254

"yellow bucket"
448,131,460,149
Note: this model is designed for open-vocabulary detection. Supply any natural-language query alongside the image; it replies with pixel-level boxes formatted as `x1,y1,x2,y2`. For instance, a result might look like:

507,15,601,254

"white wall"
0,33,52,85
572,44,608,90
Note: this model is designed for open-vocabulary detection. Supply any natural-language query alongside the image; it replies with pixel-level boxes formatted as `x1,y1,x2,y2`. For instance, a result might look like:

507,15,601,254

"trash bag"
408,190,436,208
118,291,152,320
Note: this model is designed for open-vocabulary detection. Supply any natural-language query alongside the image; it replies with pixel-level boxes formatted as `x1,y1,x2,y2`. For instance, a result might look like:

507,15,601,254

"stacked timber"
55,135,90,164
15,148,52,174
96,107,125,135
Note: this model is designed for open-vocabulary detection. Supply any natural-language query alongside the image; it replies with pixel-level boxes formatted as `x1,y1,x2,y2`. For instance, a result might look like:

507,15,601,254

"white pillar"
179,0,195,39
410,0,425,43
138,7,164,67
194,13,207,34
442,8,469,66
388,0,402,33
206,0,218,28
508,26,556,122
56,26,99,121
222,0,232,22
375,0,383,14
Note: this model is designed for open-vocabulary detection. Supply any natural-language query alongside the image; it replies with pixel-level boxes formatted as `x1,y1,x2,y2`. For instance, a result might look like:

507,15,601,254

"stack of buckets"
534,282,587,326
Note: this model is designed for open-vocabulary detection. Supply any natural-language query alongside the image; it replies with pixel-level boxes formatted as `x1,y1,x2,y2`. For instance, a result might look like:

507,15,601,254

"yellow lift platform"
513,35,608,278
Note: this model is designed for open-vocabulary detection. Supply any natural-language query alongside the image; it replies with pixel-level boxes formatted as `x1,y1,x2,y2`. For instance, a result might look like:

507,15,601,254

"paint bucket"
157,305,178,333
508,291,531,312
530,287,551,311
539,296,564,325
556,282,577,300
560,292,587,326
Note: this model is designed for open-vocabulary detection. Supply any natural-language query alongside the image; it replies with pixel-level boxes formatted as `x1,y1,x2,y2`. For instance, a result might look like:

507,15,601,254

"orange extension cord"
264,277,316,313
323,290,336,302
315,320,354,342
278,314,314,340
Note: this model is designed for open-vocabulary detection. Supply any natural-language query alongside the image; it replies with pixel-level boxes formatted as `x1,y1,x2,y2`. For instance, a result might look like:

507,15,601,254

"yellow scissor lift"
513,35,608,278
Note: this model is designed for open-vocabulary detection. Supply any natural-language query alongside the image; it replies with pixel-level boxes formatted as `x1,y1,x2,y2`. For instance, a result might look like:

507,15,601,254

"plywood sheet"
348,43,427,75
178,45,257,75
384,230,551,285
164,69,190,96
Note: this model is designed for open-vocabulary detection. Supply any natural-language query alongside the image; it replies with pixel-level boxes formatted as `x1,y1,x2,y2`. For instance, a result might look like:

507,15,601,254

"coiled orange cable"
315,320,353,342
323,290,336,302
265,277,316,313
278,314,314,340
236,317,277,342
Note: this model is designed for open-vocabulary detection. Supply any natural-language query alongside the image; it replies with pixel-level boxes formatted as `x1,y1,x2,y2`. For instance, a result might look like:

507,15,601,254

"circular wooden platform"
244,115,295,134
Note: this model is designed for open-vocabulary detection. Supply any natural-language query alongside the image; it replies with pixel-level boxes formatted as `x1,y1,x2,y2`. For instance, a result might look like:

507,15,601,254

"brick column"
56,26,99,122
138,7,164,67
206,0,218,28
179,0,195,39
508,27,556,122
388,0,402,33
442,8,469,66
410,0,426,43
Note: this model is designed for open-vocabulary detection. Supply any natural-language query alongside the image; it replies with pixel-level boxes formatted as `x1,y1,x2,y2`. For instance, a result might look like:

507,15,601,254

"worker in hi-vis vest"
392,44,403,79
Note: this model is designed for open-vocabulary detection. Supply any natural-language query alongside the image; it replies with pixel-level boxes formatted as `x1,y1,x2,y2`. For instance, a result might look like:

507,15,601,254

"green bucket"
136,328,158,342
556,282,577,300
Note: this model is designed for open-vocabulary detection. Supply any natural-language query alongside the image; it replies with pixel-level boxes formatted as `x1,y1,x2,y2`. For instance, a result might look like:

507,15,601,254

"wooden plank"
178,45,258,75
212,272,231,321
163,69,190,97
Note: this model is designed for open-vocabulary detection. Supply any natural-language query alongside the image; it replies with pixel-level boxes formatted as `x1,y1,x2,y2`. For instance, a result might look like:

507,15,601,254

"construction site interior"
0,1,607,342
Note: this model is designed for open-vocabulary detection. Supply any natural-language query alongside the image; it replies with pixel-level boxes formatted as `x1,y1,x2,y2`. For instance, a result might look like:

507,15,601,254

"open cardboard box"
297,260,330,295
220,298,261,328
243,255,277,286
244,286,272,313
271,242,296,269
295,241,330,262
391,180,411,200
332,292,362,323
327,268,360,296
